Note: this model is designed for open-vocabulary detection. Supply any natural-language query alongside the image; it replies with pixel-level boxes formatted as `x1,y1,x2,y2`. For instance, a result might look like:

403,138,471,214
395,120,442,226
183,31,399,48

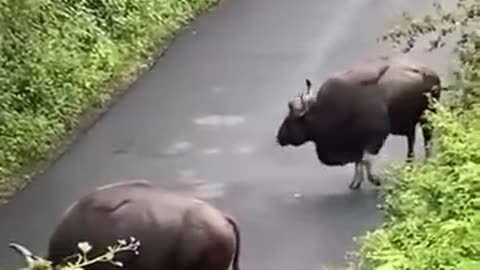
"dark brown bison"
276,54,442,190
43,180,241,270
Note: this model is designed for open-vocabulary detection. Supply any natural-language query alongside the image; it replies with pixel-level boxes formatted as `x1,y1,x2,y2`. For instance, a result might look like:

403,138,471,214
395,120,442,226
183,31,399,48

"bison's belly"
314,141,366,166
317,154,361,166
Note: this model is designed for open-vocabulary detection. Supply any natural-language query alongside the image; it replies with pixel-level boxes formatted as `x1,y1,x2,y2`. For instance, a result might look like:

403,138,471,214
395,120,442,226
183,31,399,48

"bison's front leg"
364,159,381,186
348,162,365,190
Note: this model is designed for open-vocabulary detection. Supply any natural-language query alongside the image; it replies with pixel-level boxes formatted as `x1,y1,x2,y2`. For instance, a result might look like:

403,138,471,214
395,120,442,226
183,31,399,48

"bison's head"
276,79,316,147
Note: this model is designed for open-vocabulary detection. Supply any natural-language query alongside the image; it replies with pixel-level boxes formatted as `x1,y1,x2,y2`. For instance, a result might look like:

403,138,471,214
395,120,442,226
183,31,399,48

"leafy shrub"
0,0,218,203
351,0,480,269
356,104,480,270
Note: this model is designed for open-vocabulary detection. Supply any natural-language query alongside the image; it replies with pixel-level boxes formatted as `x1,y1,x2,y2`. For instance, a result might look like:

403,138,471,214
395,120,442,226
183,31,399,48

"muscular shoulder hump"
95,179,152,192
71,180,153,214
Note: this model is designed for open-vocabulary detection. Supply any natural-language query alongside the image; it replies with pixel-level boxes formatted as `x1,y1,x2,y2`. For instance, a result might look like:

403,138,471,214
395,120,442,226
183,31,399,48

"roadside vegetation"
350,0,480,269
5,239,140,270
3,1,480,270
0,0,218,204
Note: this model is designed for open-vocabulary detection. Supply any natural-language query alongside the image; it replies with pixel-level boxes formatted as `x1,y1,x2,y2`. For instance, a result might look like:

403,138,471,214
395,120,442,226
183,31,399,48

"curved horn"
305,79,313,95
9,242,36,266
305,79,312,89
9,242,34,258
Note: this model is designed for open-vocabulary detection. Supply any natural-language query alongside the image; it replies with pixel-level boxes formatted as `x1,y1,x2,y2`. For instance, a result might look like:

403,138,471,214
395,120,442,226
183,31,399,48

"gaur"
276,54,442,189
276,76,391,189
43,180,241,270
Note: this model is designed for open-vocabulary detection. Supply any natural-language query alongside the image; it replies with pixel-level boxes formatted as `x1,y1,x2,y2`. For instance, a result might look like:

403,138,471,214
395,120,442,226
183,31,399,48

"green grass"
0,0,219,204
343,1,480,269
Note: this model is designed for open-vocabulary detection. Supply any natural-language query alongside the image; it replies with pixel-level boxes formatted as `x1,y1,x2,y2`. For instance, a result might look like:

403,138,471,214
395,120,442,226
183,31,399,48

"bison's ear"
305,79,314,97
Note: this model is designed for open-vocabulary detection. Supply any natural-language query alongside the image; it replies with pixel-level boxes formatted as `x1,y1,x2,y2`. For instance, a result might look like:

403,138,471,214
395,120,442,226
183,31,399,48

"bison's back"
46,181,212,270
329,54,441,135
378,57,440,134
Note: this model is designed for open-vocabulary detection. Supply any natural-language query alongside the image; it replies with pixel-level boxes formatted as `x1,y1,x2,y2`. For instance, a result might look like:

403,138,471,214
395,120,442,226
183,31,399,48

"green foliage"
0,0,218,203
381,0,480,108
352,1,480,269
356,104,480,270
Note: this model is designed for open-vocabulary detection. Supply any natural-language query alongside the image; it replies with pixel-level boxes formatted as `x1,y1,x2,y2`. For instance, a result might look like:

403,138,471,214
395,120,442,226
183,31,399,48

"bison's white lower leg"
363,151,381,186
349,162,365,190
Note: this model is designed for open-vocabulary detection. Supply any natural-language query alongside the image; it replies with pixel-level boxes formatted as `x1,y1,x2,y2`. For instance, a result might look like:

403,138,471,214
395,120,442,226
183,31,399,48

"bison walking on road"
276,54,442,190
45,180,241,270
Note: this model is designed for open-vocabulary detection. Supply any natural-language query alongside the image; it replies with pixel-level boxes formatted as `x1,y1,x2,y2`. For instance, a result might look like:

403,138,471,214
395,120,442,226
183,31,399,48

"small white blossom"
117,239,127,246
105,252,114,261
77,242,92,254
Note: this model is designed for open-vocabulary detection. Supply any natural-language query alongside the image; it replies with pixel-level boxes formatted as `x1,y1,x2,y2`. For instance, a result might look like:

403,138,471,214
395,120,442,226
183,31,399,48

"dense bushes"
353,0,480,269
0,0,218,203
356,105,480,269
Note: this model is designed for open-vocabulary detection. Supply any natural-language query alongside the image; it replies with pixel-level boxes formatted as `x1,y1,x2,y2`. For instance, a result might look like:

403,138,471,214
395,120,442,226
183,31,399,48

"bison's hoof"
348,178,362,190
367,175,382,186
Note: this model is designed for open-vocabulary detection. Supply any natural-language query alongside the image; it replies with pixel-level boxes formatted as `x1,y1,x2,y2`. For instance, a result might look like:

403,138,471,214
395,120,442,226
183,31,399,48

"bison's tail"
225,216,241,270
426,72,443,115
421,72,443,159
431,74,442,103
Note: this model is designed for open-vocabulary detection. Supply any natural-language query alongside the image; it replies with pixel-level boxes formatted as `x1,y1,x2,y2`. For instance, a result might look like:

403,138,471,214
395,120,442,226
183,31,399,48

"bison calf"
46,180,241,270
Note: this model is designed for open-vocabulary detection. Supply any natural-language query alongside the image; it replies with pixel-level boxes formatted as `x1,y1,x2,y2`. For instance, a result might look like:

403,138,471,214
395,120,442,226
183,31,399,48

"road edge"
0,1,222,206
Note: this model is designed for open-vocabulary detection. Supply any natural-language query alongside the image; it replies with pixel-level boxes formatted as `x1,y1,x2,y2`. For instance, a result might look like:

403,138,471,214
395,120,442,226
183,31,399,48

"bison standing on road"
276,76,391,189
44,180,241,270
276,54,442,190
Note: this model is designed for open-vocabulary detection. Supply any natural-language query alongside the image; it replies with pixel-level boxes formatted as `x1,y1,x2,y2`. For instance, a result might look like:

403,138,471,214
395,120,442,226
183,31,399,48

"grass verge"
349,1,480,269
0,0,219,204
355,104,480,269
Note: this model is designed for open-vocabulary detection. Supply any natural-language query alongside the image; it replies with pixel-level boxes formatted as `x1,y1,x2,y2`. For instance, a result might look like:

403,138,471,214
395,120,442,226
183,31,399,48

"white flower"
77,242,92,254
117,239,127,246
105,252,114,261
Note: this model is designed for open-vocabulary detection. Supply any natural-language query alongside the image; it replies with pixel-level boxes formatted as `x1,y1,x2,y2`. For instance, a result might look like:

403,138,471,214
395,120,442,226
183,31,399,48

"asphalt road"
0,0,451,269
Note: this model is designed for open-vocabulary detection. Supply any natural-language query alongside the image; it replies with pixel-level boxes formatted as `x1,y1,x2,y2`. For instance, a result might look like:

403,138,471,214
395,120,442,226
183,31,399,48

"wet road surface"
0,0,450,269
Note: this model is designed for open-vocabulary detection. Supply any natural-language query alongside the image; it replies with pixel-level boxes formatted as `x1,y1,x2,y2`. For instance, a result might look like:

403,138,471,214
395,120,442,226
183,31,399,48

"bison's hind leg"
406,129,416,163
364,159,381,186
419,116,434,160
